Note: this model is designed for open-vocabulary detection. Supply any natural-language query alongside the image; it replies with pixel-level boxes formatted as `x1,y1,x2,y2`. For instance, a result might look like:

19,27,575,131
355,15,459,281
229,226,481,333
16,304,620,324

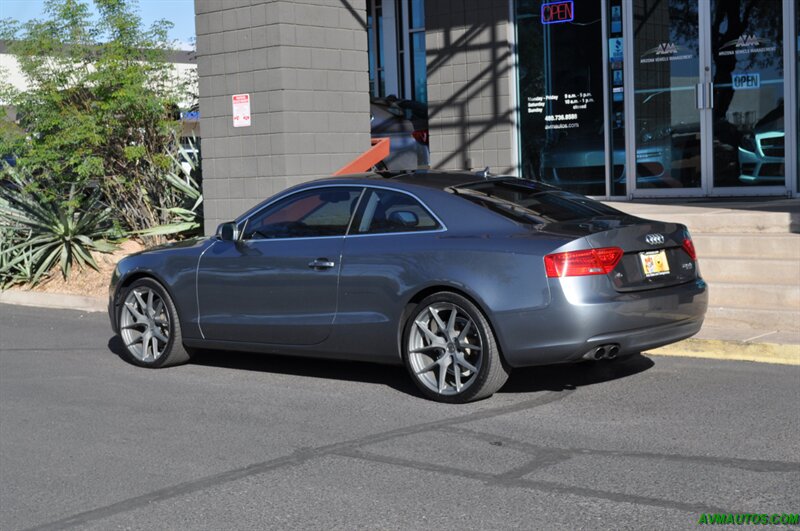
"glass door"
628,0,790,197
630,0,703,195
708,0,786,193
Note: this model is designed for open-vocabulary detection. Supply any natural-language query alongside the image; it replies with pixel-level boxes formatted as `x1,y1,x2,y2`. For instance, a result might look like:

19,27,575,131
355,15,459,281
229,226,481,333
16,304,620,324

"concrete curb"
646,338,800,366
0,289,106,313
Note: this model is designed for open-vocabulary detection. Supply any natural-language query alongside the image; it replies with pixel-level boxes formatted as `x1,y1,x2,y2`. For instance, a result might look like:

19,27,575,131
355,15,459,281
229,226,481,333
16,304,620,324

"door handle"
696,83,704,109
696,82,714,109
308,258,335,270
707,82,714,109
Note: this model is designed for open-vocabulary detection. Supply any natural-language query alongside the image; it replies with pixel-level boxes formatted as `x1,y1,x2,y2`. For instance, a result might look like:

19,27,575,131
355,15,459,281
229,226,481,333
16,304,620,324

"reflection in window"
367,0,386,97
454,179,622,224
408,0,426,103
711,0,784,187
633,0,702,189
608,0,626,196
353,189,439,234
243,188,362,239
515,1,606,196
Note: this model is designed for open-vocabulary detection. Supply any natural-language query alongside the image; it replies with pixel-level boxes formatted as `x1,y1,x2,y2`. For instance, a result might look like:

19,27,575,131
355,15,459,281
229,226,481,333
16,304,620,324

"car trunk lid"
542,217,699,291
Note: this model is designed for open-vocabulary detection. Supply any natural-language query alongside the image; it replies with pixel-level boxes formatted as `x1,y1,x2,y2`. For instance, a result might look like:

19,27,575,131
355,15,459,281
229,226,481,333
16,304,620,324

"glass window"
410,32,427,103
243,188,362,239
352,188,440,234
515,1,606,195
407,0,426,104
409,0,425,29
453,179,621,225
711,0,784,188
608,0,626,196
367,0,385,97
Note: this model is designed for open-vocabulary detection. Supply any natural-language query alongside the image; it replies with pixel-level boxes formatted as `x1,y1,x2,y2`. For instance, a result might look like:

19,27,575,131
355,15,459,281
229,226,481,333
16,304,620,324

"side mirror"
388,210,419,228
216,222,239,241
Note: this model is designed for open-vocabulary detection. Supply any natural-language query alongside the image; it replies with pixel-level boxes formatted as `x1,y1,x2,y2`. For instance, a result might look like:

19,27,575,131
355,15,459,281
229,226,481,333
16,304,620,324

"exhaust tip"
583,344,620,361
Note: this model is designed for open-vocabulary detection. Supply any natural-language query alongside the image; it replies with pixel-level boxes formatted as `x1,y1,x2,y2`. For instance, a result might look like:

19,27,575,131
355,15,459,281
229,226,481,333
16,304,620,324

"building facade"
195,0,799,234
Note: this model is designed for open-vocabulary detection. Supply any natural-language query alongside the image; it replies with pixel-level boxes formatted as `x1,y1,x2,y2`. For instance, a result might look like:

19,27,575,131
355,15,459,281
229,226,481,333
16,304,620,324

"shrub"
0,170,117,286
0,0,198,239
137,135,203,239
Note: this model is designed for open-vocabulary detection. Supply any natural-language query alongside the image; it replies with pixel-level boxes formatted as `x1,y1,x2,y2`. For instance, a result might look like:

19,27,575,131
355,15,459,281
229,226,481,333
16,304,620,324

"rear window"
451,180,622,224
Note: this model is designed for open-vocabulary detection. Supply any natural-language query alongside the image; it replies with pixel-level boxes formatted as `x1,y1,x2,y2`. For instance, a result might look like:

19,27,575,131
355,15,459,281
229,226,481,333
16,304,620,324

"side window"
352,189,440,235
242,187,362,239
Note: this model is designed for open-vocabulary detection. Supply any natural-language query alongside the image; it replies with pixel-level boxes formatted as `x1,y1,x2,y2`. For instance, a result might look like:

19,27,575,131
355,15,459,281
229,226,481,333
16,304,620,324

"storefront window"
711,0,784,188
608,0,626,195
632,0,702,190
516,1,607,195
408,0,426,103
367,0,386,97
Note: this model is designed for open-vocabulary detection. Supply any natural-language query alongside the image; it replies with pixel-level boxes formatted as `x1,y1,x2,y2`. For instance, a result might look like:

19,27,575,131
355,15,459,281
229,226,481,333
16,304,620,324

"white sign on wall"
232,94,251,127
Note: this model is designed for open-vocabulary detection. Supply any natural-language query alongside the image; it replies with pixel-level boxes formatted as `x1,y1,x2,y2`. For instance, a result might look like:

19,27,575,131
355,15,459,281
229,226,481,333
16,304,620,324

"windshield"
452,179,623,224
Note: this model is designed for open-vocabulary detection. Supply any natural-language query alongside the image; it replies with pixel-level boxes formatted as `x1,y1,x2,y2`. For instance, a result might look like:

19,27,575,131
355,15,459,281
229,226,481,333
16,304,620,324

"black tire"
117,278,192,368
402,292,510,403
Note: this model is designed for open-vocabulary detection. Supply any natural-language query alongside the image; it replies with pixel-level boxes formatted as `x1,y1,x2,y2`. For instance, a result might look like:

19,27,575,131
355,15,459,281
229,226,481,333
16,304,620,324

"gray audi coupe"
109,171,707,403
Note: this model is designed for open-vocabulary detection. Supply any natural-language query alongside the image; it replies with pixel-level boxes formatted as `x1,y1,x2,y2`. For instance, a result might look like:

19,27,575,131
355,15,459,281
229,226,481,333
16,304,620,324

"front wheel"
117,278,191,368
403,292,509,403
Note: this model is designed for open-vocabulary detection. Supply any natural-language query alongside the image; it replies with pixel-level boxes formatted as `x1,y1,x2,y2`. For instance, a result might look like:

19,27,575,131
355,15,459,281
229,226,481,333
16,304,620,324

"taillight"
544,247,624,278
682,237,697,261
412,129,429,145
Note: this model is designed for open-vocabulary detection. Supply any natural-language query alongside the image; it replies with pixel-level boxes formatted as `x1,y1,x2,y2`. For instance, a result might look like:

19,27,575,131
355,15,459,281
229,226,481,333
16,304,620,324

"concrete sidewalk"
2,288,797,366
0,289,107,314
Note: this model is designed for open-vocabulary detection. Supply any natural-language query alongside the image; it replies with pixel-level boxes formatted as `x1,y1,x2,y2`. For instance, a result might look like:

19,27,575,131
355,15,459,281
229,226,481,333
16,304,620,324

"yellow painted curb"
646,338,800,366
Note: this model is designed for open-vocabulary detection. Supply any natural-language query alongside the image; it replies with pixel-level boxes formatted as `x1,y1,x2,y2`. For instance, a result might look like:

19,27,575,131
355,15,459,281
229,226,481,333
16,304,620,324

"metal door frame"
624,0,793,198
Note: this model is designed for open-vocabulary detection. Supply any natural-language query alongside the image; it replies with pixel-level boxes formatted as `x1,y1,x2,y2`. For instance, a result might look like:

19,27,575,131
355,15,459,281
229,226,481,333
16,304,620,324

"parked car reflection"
737,102,784,186
370,97,429,171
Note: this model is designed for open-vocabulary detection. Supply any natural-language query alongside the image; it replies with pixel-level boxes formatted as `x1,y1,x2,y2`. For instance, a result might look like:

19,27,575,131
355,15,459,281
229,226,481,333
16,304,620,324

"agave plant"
0,227,34,288
137,136,203,239
0,171,117,285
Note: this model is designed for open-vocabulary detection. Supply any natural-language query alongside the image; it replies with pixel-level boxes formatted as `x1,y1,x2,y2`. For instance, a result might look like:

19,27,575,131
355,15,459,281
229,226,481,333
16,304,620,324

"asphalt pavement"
1,303,798,530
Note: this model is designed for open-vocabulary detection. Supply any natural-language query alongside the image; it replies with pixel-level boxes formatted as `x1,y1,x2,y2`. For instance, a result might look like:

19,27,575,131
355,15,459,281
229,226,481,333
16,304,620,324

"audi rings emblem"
645,233,665,245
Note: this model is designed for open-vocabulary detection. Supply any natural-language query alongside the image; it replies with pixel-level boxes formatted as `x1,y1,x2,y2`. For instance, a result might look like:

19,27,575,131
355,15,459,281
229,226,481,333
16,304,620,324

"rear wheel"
403,292,509,403
118,278,191,368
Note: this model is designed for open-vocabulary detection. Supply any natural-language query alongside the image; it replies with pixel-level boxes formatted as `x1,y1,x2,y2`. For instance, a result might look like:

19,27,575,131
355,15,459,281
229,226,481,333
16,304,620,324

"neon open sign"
541,1,574,24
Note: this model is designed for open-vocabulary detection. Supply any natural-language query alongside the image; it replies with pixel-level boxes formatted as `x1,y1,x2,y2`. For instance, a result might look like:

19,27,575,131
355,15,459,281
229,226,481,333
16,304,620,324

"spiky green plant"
136,135,203,239
0,171,117,285
0,227,35,287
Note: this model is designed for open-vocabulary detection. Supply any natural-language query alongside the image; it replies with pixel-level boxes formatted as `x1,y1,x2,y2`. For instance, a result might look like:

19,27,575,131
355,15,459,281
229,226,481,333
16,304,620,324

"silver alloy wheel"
407,302,483,396
120,286,171,363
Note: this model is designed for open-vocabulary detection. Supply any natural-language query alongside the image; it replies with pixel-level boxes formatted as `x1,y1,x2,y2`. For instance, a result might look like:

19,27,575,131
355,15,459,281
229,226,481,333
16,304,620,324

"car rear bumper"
497,278,708,368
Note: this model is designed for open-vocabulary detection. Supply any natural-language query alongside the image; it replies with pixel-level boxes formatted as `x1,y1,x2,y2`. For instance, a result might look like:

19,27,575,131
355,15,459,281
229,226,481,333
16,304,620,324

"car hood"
126,237,212,258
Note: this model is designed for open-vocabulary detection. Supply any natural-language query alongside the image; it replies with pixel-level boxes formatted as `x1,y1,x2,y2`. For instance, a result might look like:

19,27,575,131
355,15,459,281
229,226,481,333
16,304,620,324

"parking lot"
1,303,798,530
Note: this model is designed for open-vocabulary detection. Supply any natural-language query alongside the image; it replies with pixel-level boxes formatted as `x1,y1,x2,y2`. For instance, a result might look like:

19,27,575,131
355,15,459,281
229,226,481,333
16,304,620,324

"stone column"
195,0,371,234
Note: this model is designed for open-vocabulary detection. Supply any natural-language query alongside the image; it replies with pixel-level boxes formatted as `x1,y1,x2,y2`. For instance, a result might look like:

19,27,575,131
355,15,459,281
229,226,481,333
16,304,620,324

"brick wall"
425,0,516,174
194,0,371,234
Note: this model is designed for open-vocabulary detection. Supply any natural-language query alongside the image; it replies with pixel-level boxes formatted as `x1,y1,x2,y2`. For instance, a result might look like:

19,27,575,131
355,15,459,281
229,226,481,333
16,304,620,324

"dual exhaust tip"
583,344,620,361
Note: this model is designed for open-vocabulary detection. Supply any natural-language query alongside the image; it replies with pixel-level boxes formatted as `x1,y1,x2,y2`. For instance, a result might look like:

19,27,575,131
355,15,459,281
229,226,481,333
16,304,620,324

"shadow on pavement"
108,335,654,399
500,353,654,394
107,335,418,395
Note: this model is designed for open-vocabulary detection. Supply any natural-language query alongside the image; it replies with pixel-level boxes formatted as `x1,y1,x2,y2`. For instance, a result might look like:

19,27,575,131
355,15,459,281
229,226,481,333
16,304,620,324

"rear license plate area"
639,249,670,277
